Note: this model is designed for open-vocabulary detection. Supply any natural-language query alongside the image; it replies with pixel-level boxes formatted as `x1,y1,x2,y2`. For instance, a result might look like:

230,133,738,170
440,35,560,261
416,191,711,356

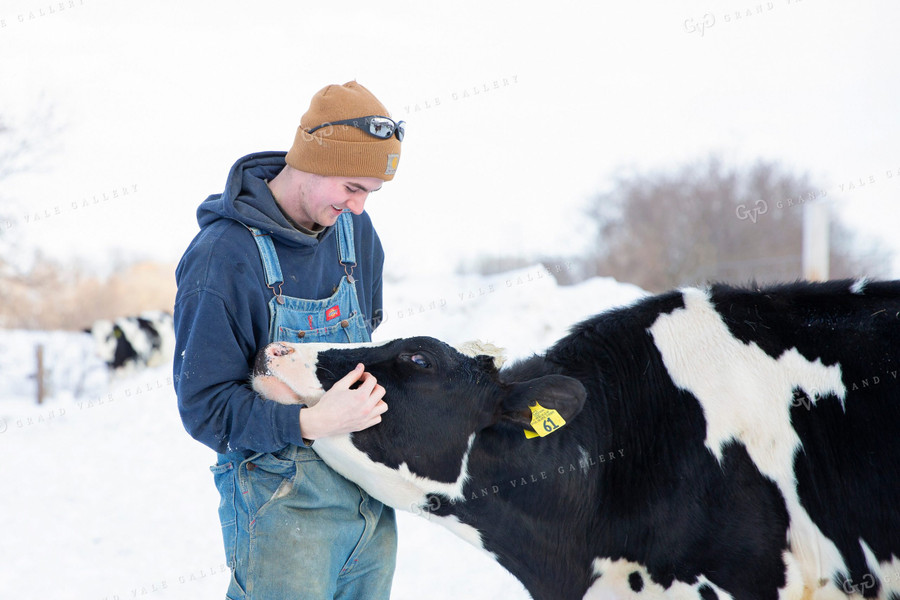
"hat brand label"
385,154,400,176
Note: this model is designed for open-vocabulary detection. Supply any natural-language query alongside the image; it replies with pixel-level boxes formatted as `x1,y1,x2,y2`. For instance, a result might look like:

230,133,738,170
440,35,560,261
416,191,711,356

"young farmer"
174,81,403,599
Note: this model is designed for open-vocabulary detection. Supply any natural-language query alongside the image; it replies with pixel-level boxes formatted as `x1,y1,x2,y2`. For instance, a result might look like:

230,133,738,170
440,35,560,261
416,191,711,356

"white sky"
2,0,899,279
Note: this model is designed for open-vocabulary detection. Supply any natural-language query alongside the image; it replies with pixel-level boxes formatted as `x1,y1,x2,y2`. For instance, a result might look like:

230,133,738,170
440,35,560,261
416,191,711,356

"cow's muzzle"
253,342,293,378
251,342,325,406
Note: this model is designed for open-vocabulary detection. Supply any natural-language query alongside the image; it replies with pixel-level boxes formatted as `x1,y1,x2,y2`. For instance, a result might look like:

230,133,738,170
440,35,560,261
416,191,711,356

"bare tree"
582,156,892,292
0,97,61,187
0,98,68,326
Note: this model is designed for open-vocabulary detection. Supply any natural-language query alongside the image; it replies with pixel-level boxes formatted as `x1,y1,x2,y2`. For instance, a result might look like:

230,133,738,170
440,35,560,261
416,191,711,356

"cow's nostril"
268,343,294,357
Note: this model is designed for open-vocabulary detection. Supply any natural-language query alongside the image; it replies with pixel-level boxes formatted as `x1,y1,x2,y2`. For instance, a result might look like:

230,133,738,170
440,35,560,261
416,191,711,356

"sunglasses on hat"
308,115,405,142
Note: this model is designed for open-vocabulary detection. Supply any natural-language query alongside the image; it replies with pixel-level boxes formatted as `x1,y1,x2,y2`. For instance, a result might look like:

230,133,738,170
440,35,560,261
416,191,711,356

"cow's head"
251,336,586,512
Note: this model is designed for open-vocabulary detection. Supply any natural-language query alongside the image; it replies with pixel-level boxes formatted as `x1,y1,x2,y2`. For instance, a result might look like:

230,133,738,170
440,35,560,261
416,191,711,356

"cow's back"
709,280,900,598
543,280,900,599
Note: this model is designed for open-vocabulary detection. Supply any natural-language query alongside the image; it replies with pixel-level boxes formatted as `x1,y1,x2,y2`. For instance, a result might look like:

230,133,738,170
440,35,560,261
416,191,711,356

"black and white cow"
86,310,174,371
252,280,900,600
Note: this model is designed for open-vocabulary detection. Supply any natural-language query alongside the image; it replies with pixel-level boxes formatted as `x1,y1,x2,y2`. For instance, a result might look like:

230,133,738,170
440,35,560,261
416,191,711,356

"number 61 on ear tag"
524,402,567,439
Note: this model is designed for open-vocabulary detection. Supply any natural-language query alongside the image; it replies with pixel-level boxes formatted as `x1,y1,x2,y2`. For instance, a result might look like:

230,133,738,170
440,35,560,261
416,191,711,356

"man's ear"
498,375,587,429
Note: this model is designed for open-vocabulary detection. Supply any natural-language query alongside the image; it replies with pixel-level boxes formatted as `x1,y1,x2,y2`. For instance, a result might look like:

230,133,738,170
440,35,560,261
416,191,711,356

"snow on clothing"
173,151,384,455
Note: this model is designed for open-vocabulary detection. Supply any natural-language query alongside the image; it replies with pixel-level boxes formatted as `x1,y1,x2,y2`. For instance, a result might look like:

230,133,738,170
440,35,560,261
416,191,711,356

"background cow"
253,280,900,600
86,310,174,371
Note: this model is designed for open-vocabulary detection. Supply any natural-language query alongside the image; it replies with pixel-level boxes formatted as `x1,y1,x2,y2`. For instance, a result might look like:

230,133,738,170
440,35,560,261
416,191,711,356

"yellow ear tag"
523,402,567,439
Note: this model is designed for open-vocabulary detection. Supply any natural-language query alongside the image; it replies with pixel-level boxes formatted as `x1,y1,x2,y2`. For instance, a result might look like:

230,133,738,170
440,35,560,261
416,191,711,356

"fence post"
803,201,830,281
35,344,45,405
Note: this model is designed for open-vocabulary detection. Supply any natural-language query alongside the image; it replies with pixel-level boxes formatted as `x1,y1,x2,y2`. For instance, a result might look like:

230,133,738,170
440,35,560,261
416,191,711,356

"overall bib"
211,212,397,600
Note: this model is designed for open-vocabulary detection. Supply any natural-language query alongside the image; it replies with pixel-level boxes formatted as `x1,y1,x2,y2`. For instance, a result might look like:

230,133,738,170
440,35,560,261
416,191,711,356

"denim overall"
211,212,397,600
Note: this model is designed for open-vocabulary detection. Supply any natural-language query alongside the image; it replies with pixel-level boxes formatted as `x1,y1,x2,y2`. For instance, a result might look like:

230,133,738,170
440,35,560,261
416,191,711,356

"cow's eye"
409,354,431,368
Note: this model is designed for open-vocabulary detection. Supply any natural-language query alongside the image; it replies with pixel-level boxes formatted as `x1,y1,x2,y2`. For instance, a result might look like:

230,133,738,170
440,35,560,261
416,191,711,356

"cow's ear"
499,375,587,430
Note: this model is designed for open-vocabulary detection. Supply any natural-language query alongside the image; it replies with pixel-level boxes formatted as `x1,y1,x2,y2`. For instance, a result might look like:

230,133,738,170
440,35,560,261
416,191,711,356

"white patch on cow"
778,549,857,600
648,288,849,594
257,339,391,406
585,557,734,599
313,432,476,511
860,539,879,579
779,550,809,600
313,433,428,509
844,540,900,599
397,433,475,502
90,319,117,360
850,278,868,295
876,552,900,598
456,339,507,369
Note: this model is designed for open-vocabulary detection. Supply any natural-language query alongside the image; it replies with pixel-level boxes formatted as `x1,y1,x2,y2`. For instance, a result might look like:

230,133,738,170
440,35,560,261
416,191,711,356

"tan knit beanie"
285,81,401,181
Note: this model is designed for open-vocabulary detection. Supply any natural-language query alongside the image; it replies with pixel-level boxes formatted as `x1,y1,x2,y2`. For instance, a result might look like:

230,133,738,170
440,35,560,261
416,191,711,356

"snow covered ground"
0,266,646,600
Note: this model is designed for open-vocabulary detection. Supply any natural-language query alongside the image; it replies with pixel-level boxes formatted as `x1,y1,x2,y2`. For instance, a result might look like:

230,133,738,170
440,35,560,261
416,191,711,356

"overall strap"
336,211,357,282
246,226,285,302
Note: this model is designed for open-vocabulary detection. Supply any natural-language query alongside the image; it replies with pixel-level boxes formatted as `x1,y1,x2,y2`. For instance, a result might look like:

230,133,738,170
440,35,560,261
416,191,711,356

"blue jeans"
211,444,397,599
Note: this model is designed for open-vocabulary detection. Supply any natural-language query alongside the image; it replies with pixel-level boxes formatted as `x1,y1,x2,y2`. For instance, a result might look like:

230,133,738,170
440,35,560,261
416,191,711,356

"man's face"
295,174,383,229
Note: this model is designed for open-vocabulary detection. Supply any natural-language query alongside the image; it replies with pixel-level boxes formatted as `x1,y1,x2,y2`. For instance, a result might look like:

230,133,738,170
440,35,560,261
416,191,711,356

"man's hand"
298,363,388,440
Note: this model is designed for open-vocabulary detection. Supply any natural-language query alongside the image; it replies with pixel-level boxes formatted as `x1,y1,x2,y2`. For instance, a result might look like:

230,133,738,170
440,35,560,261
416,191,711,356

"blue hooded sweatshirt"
173,152,384,454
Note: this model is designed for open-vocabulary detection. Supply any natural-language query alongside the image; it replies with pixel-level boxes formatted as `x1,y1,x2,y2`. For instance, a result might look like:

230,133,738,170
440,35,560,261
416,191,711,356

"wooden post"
35,344,45,405
803,201,830,281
